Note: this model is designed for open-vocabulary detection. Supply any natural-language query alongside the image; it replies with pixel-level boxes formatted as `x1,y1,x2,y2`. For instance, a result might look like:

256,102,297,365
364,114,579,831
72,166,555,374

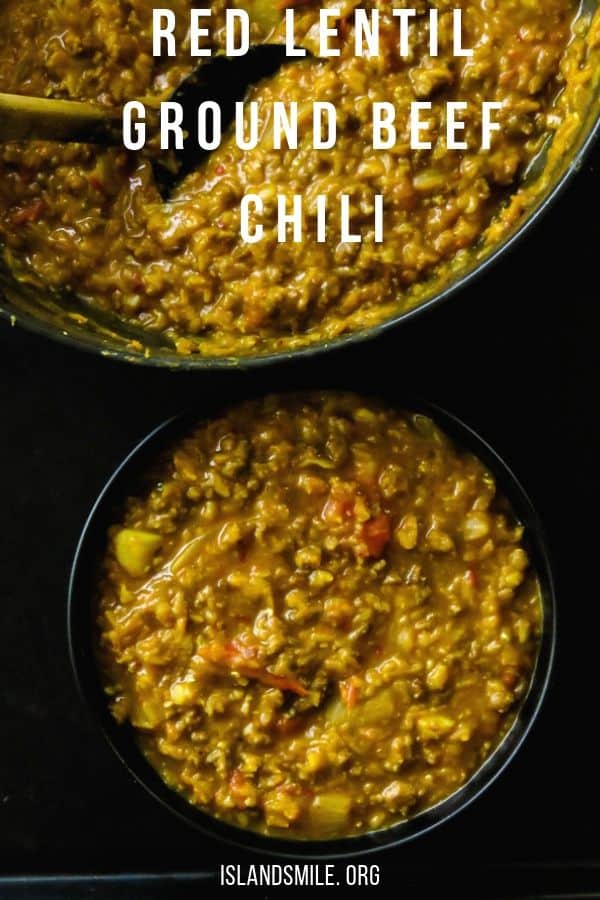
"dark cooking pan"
1,2,600,369
68,390,556,858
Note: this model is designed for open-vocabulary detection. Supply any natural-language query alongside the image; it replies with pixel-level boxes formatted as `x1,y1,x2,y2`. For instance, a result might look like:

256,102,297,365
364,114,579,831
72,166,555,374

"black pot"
68,391,556,858
2,2,599,368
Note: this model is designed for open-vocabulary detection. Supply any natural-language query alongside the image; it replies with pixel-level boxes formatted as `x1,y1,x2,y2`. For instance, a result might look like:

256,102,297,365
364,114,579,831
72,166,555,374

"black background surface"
0,142,598,889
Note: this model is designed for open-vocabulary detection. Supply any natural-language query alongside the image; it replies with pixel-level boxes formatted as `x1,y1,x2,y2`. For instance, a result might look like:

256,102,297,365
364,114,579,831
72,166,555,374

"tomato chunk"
339,678,360,710
322,490,356,524
200,640,309,696
10,198,46,226
359,514,392,558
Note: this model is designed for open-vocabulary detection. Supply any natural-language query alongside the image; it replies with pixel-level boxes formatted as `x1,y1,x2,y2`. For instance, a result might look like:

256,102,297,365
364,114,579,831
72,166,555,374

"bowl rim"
67,390,557,859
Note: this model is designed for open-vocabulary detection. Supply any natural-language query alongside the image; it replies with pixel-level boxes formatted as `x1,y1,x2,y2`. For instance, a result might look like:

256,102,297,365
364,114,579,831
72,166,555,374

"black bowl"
68,391,556,858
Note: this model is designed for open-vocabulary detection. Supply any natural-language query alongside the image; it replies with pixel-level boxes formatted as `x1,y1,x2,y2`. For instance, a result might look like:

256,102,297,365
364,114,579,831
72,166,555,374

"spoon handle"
0,92,123,144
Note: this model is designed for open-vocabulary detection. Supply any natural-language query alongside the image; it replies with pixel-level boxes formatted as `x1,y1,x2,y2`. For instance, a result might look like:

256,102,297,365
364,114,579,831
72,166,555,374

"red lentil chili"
0,2,597,356
97,393,542,838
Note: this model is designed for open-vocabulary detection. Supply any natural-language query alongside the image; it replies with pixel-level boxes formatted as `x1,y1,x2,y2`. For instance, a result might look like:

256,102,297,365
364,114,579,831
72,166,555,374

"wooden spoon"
0,44,292,199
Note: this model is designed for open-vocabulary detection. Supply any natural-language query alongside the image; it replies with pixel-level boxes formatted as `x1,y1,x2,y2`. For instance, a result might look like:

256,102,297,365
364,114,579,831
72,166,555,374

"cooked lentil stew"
0,2,598,358
97,393,542,839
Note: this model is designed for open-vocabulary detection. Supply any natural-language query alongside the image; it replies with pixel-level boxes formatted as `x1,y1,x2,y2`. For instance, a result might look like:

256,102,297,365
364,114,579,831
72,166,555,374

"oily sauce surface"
0,1,591,356
97,393,541,838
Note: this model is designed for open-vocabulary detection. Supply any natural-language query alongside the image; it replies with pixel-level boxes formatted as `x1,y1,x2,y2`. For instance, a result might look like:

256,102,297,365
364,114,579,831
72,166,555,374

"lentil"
0,1,596,357
97,393,542,838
